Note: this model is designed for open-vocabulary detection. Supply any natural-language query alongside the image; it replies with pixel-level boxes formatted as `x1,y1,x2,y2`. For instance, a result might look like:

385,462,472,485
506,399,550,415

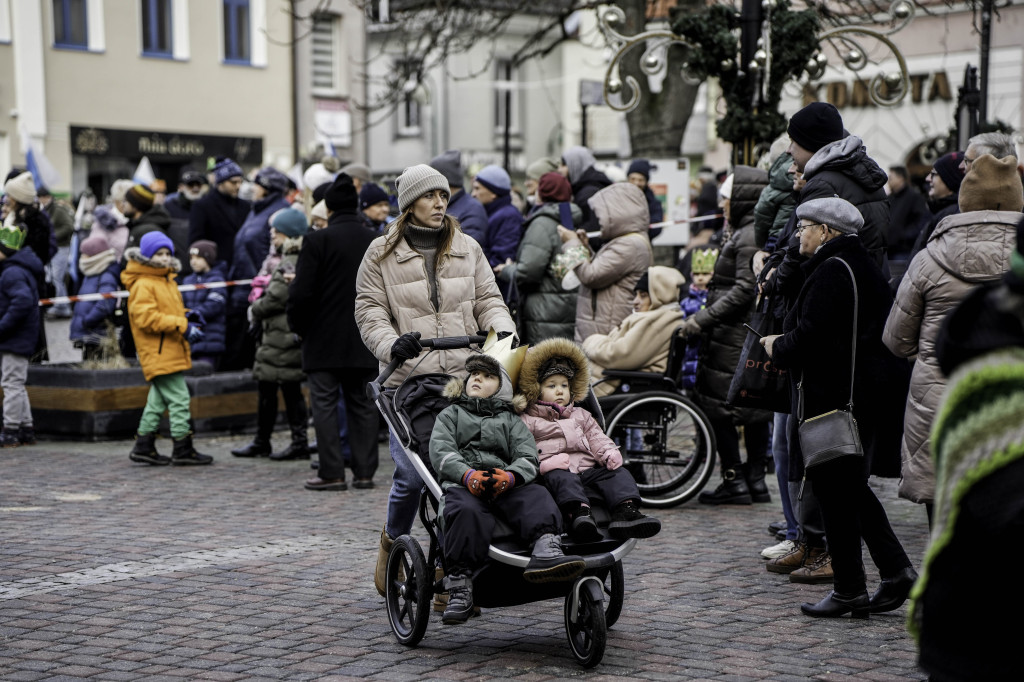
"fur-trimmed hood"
443,376,527,413
281,235,303,256
516,337,591,407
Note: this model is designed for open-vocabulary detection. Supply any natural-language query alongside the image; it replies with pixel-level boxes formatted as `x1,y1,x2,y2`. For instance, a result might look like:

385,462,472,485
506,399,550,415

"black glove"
186,310,207,327
390,331,422,361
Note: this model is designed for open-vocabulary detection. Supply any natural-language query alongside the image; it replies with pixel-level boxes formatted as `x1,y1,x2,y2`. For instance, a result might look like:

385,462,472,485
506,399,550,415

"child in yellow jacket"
121,232,211,465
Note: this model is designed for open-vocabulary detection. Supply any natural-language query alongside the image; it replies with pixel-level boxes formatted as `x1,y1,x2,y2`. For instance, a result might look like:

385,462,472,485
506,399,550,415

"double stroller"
367,335,639,668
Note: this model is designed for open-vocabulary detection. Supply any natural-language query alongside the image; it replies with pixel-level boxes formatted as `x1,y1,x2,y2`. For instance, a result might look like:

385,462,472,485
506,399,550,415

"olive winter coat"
251,237,305,384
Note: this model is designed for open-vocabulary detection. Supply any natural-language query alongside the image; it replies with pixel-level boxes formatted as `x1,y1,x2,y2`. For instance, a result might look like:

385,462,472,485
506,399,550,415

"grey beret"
795,196,864,235
396,164,450,213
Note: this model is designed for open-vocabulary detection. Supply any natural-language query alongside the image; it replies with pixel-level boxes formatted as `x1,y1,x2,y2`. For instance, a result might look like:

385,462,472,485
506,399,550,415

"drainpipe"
290,11,300,164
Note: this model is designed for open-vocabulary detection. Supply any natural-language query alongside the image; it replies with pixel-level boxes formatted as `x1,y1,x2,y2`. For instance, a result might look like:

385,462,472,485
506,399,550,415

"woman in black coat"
762,196,916,619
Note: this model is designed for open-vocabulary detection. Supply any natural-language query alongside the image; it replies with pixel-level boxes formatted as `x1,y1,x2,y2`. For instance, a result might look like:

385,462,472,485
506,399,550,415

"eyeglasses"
796,222,826,234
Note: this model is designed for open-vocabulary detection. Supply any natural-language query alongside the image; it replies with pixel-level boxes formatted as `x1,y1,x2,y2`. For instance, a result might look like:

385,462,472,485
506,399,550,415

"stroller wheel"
564,577,607,668
386,535,431,646
603,561,625,628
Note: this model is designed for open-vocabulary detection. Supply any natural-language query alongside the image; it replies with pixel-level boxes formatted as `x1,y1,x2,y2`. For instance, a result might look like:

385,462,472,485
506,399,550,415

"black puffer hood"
729,165,769,226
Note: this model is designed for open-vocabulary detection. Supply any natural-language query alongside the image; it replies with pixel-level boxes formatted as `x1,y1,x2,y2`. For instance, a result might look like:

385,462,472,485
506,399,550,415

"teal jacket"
753,152,798,248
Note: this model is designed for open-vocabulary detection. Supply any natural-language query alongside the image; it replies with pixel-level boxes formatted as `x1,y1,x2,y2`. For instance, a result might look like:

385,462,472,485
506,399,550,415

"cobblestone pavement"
1,434,929,681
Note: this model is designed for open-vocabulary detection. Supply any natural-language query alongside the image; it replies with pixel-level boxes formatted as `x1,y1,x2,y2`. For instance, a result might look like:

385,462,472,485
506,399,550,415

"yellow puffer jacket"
120,247,191,381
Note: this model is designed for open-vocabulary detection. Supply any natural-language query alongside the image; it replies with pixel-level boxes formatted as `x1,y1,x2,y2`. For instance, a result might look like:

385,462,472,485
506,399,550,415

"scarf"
79,248,116,276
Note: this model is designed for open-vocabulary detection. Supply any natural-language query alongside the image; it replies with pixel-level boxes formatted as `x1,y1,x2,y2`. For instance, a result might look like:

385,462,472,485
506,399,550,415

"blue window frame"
223,0,250,64
53,0,88,49
142,0,173,57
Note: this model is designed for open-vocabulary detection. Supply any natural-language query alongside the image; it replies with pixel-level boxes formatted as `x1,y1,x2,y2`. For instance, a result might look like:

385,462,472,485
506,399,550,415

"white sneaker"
761,538,796,560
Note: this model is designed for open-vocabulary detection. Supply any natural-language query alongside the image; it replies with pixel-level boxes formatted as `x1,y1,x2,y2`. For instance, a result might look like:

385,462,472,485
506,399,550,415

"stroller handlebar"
366,334,488,399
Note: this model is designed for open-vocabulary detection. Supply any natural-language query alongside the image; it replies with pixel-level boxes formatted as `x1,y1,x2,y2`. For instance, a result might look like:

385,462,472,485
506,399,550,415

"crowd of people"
2,103,1023,657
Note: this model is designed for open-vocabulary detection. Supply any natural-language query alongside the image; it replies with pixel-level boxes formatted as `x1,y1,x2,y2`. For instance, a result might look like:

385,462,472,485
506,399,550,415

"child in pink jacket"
517,337,661,542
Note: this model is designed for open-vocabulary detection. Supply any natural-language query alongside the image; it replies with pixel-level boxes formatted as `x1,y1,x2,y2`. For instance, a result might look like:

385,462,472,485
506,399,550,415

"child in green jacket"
429,353,585,625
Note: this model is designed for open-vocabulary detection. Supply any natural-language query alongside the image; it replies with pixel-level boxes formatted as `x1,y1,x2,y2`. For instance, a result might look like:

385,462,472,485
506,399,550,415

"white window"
366,0,390,24
222,0,266,67
396,60,423,138
311,13,346,96
0,0,11,43
140,0,188,60
51,0,105,52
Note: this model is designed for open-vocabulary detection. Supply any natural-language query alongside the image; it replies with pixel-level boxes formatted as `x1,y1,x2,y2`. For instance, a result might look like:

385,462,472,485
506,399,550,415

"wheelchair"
594,329,717,508
367,335,639,668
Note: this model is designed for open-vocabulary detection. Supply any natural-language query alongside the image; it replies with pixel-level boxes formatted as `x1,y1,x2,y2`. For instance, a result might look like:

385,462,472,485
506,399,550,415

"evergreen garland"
671,0,820,150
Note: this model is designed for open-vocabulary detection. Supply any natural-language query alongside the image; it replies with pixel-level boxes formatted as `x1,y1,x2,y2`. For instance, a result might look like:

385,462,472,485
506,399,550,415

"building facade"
0,0,295,199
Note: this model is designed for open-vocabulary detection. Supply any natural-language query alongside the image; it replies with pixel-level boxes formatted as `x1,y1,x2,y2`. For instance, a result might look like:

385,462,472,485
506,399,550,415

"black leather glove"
390,331,422,361
186,310,207,327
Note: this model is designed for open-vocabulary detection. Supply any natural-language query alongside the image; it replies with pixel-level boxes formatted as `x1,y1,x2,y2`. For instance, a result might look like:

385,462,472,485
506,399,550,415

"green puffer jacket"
753,152,798,248
498,202,581,344
251,237,305,384
429,376,537,524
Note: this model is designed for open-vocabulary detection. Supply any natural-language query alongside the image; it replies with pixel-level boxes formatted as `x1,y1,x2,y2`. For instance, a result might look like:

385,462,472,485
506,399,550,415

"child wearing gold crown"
517,337,661,543
0,220,43,447
429,344,587,625
679,247,719,389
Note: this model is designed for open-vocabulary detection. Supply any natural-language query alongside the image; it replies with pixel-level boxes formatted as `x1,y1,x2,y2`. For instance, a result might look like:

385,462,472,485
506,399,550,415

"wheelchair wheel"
564,577,607,668
606,391,717,508
386,535,431,647
603,561,624,628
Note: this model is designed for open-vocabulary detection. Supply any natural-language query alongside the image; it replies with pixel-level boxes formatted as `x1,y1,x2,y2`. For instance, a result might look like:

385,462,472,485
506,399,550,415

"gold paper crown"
482,328,529,388
690,247,720,275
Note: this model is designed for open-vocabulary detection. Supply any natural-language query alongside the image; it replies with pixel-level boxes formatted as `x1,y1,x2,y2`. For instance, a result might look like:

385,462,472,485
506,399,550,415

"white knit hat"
4,172,37,205
396,164,450,212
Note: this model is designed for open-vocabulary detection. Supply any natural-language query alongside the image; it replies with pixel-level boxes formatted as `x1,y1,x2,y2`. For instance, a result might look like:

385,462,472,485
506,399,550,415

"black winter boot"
271,390,309,460
231,437,272,457
129,432,170,465
609,500,662,539
18,426,36,445
698,469,753,505
171,433,214,466
744,461,772,503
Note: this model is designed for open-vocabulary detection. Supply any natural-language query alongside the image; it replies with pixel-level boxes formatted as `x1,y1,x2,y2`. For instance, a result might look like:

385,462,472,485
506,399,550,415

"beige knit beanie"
959,154,1024,213
396,164,449,212
4,172,37,205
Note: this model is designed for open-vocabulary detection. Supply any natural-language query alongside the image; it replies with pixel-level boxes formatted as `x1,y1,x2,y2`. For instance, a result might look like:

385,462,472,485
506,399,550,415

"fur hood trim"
282,235,303,255
123,246,182,273
443,376,527,412
516,337,591,406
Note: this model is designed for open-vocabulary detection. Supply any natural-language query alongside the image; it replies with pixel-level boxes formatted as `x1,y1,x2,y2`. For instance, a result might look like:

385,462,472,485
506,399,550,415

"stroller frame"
367,335,636,668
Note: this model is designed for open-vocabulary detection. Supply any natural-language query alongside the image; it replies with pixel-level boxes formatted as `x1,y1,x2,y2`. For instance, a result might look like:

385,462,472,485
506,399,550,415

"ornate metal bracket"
596,5,699,113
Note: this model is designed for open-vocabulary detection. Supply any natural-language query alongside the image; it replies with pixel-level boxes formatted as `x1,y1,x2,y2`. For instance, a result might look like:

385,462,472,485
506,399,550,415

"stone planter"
24,363,284,441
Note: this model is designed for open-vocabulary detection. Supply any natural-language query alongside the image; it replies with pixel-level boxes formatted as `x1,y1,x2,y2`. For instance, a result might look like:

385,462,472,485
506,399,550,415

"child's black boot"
442,574,475,625
568,503,601,543
171,433,214,466
129,432,170,465
18,425,36,446
609,499,662,539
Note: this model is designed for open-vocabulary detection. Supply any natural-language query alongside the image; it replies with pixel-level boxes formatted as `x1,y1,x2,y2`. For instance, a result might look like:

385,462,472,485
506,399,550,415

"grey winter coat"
693,166,772,425
882,210,1019,503
498,202,581,344
251,237,305,384
565,183,652,342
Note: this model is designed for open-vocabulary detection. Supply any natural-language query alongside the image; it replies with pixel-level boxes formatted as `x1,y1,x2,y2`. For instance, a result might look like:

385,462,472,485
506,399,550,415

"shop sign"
70,126,263,164
802,71,953,109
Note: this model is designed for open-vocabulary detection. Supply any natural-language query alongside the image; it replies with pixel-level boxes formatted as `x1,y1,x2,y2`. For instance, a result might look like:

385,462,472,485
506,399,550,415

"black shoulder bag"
797,257,864,469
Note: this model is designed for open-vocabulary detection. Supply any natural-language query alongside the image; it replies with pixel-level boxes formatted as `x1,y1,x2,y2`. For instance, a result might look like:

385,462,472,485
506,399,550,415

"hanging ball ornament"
643,54,661,70
845,49,865,68
884,72,903,88
754,49,768,66
607,79,622,95
603,10,621,25
721,58,735,71
894,1,912,20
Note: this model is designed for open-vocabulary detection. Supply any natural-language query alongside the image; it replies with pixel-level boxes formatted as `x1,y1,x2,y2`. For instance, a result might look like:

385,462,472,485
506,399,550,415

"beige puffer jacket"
565,183,652,342
882,209,1018,503
355,226,515,386
583,266,685,396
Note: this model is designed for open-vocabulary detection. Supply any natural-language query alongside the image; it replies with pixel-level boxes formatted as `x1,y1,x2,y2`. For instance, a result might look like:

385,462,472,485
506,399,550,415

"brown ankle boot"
767,542,811,574
375,528,395,597
789,550,833,584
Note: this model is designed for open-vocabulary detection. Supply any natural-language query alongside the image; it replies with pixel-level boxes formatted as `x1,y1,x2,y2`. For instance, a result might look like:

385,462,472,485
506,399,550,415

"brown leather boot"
374,528,394,597
766,542,810,574
790,550,833,584
433,566,448,613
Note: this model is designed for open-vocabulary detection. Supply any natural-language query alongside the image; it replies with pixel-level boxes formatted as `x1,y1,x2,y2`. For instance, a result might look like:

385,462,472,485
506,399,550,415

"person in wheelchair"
518,338,662,542
429,352,587,625
582,265,685,397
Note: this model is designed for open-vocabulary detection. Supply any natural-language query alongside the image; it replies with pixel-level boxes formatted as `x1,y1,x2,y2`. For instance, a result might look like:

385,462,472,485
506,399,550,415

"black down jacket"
693,165,772,425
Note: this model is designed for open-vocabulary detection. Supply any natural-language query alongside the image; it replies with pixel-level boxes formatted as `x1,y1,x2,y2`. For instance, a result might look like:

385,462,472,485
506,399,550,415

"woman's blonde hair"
375,210,462,266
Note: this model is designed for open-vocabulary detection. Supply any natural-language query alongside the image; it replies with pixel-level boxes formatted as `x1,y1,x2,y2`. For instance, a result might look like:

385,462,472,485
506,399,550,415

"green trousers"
138,372,192,439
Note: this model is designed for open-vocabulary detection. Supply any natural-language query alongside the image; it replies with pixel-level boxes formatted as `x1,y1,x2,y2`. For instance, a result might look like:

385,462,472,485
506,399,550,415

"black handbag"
727,294,791,412
797,257,864,469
